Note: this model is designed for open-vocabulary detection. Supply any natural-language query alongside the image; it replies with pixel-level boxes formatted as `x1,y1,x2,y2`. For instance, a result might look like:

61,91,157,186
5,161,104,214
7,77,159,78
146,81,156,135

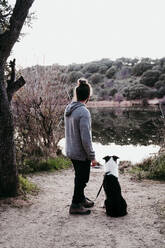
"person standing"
64,78,97,215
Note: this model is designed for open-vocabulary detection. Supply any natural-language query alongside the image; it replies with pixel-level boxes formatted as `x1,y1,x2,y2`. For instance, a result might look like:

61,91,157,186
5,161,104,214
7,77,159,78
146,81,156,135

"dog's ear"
103,156,110,162
112,155,119,162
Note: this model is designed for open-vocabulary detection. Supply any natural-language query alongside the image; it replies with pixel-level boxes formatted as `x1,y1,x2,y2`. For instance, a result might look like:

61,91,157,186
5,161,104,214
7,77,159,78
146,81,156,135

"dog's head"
102,155,119,176
103,155,119,163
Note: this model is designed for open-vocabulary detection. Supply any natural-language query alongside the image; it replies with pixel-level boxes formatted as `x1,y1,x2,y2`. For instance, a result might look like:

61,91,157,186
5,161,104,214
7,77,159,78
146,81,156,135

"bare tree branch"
0,0,35,63
7,76,26,102
7,59,16,87
6,58,26,101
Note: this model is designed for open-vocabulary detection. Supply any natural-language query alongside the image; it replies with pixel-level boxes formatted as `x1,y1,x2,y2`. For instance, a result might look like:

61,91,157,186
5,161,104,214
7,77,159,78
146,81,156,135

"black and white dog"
103,155,127,217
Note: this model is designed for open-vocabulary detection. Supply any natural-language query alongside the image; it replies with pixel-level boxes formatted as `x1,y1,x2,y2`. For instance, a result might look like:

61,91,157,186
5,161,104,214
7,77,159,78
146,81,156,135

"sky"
9,0,165,68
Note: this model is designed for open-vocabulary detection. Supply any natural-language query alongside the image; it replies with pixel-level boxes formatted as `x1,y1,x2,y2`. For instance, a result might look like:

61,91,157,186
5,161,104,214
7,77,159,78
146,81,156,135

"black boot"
81,197,94,208
69,203,91,215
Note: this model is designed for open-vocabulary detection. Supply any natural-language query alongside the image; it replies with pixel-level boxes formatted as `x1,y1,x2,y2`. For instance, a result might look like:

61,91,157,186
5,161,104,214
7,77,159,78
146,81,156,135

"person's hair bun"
77,78,88,86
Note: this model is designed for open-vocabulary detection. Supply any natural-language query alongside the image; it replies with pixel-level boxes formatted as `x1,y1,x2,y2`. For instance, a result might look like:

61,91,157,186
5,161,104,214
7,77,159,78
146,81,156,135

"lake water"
59,106,165,165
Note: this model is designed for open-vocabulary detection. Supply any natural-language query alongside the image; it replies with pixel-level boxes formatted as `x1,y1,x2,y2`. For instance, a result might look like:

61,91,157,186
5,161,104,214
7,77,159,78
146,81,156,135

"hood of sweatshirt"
65,101,85,117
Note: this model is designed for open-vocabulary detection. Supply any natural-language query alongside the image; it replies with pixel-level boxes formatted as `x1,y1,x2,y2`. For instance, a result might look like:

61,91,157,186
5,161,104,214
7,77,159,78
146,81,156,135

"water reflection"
90,107,165,146
60,107,165,164
89,107,164,164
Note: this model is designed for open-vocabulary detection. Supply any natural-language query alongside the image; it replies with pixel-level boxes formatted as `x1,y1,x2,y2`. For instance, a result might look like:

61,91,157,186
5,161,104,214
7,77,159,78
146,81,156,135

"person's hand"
91,159,98,167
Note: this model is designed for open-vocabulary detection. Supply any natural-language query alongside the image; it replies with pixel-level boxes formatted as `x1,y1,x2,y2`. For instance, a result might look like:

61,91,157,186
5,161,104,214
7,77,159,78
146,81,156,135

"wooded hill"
22,57,165,102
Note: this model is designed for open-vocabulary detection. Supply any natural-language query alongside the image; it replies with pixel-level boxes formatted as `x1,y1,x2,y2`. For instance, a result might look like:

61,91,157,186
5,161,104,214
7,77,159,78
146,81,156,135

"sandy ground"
0,167,165,248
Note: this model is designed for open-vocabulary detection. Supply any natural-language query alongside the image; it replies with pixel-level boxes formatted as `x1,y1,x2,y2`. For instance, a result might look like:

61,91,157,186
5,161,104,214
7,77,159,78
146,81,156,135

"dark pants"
71,159,91,204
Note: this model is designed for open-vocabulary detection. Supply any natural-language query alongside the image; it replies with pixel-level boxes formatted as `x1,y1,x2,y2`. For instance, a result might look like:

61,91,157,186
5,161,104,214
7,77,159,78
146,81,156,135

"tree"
106,66,116,78
13,66,69,166
109,88,117,97
89,73,102,84
123,84,149,100
82,62,99,73
132,62,152,76
140,70,160,87
68,70,84,83
0,0,35,197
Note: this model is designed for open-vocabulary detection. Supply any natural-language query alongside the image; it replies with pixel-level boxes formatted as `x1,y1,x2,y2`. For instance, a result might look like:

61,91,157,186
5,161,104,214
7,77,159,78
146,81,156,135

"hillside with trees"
13,57,165,178
22,57,165,103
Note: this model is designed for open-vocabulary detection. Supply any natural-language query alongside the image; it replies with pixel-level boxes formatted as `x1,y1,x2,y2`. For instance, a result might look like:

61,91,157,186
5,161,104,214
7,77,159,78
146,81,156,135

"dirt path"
0,168,165,248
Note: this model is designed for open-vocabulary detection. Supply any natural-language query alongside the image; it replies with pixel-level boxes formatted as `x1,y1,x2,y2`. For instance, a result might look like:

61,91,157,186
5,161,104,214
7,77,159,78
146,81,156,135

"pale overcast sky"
10,0,165,68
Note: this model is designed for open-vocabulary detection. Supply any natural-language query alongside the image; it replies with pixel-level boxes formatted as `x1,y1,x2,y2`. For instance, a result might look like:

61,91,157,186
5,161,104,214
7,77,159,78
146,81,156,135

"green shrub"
159,74,165,81
67,64,83,72
132,62,152,76
99,65,108,74
140,70,160,87
106,66,116,78
157,86,165,98
18,175,38,195
20,156,71,174
116,66,132,79
123,84,149,100
109,88,117,96
84,72,92,78
82,63,99,73
89,73,103,84
99,58,113,68
68,71,84,83
129,154,165,180
154,80,165,89
146,89,157,99
40,157,71,171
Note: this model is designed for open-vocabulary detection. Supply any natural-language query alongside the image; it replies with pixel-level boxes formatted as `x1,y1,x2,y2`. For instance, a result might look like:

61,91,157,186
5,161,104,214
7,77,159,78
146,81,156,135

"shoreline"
87,98,161,108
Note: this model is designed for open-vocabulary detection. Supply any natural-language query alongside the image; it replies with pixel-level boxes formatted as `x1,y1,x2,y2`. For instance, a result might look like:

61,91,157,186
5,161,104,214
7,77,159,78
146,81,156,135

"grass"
17,156,71,196
19,156,72,174
18,175,38,196
129,153,165,180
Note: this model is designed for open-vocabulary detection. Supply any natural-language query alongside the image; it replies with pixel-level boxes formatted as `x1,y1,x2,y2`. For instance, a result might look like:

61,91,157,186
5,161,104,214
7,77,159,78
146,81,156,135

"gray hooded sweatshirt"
64,101,95,161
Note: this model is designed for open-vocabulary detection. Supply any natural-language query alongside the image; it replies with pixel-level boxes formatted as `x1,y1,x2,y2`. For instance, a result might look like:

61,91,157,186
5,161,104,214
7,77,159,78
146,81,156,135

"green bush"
116,66,132,79
146,88,158,99
140,70,160,87
99,58,113,68
82,63,99,73
159,73,165,81
155,80,165,89
18,175,38,195
20,156,71,174
109,88,117,96
98,88,112,100
84,72,92,78
67,64,83,72
106,66,116,78
89,73,103,84
99,65,108,74
132,62,152,76
157,86,165,98
123,84,149,100
68,71,84,83
130,154,165,180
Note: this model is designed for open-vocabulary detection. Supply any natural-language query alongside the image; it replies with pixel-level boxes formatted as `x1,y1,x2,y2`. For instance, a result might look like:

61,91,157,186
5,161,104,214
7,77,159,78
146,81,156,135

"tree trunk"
0,0,35,196
0,65,18,196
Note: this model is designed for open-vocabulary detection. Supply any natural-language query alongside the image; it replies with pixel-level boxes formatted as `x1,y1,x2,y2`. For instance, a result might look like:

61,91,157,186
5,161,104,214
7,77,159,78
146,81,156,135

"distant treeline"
22,57,165,102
